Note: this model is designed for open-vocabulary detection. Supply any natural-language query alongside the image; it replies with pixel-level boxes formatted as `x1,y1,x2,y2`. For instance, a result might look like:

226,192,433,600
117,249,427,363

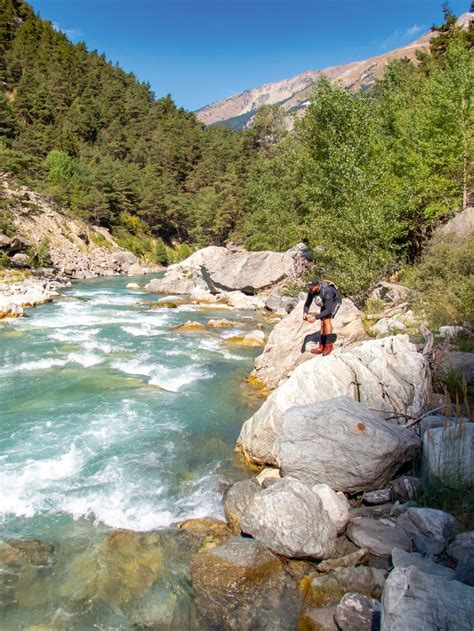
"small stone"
317,548,368,573
126,282,141,290
397,507,459,556
334,592,381,631
363,489,392,505
256,468,280,485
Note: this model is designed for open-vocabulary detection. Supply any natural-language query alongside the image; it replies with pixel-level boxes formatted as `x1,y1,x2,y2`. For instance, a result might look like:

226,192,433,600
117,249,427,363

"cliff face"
1,175,137,279
196,13,472,129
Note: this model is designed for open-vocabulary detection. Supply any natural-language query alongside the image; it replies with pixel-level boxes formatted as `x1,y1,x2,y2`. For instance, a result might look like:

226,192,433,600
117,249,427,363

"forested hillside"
0,1,472,293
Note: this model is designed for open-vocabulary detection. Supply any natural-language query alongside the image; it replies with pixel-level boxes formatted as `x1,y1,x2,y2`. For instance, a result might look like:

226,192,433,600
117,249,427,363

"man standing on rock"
303,279,341,356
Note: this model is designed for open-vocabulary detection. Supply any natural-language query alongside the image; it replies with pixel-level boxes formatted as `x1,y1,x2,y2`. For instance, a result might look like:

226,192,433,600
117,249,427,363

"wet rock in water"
381,565,474,630
447,531,474,563
277,397,420,493
176,517,232,551
334,592,381,631
240,479,337,559
390,476,422,502
59,529,164,606
347,517,412,557
363,489,392,505
190,536,299,631
317,548,369,574
312,484,350,534
129,576,203,631
300,566,386,609
5,539,53,567
207,318,233,328
126,282,141,290
225,330,265,347
223,479,261,534
127,262,144,276
173,320,207,332
297,603,338,630
456,553,474,586
397,507,459,556
422,424,474,487
238,336,430,467
391,547,455,579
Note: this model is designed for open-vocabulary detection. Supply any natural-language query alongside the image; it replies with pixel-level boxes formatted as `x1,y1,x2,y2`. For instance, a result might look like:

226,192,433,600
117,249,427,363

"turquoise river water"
0,275,266,630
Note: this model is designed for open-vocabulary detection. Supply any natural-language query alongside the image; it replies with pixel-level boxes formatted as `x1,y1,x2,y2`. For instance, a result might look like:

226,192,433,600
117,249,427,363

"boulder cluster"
159,245,474,630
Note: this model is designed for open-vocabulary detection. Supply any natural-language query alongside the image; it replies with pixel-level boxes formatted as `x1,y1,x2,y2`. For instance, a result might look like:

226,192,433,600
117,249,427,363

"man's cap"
306,279,320,288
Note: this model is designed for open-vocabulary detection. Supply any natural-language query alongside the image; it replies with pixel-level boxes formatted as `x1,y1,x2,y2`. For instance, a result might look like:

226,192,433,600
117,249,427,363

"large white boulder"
312,484,350,534
381,566,474,630
240,479,337,559
276,398,420,492
145,244,309,296
237,336,430,466
251,297,367,390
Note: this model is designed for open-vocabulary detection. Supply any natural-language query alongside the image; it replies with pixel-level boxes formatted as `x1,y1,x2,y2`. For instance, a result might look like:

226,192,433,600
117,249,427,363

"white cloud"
380,24,426,50
52,21,84,40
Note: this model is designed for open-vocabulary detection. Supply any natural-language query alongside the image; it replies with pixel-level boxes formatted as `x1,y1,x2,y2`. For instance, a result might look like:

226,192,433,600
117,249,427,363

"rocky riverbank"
1,240,472,629
0,176,159,319
140,243,474,628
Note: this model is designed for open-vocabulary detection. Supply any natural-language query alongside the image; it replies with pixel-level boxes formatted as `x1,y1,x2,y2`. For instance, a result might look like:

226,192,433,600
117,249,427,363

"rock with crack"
275,397,420,492
145,244,310,296
237,336,430,467
240,479,337,559
250,297,367,390
346,517,412,557
397,507,459,556
381,565,474,630
369,281,411,305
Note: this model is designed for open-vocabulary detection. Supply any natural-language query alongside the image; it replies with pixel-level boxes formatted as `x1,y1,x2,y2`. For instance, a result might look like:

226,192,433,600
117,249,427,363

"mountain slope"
196,13,472,129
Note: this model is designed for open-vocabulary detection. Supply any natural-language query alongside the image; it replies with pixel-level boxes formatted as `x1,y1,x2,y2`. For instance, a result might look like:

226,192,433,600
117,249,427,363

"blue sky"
29,1,469,111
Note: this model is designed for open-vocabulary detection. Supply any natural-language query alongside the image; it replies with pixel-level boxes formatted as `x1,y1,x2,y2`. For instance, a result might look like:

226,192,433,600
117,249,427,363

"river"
0,274,265,629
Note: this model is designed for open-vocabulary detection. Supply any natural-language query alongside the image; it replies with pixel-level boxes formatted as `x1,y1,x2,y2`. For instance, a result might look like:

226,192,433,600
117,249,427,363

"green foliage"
419,480,474,530
28,237,52,267
405,233,474,327
0,251,8,268
0,196,13,235
44,150,76,185
155,237,168,266
0,2,471,300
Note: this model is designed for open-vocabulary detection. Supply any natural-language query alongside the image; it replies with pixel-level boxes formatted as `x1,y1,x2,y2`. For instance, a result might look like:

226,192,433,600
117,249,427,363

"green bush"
405,233,474,327
28,238,52,267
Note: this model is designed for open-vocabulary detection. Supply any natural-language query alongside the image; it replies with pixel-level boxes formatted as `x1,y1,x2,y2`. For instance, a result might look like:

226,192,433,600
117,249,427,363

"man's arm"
303,291,314,318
